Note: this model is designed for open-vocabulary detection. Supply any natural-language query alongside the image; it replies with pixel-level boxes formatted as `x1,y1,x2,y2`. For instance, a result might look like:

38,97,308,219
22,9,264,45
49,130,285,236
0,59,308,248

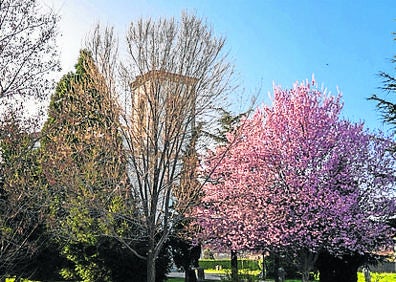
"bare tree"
85,24,119,96
117,13,235,282
0,0,59,109
81,14,235,281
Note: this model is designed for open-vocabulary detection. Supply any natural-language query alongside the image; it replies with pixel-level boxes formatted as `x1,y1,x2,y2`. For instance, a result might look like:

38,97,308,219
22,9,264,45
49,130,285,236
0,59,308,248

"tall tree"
368,32,396,236
0,1,59,279
196,79,396,282
116,13,234,282
40,50,134,281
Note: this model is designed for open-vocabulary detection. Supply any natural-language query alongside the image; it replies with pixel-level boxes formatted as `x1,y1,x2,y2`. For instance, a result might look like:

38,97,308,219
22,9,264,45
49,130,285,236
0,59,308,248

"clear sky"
40,0,396,131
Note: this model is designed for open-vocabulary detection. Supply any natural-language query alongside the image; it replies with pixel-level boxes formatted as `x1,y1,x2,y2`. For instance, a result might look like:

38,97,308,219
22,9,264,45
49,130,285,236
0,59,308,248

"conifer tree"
40,50,133,281
369,34,396,133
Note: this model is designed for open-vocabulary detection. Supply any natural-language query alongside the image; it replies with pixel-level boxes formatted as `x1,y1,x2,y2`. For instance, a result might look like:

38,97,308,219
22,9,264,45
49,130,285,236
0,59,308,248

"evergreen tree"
40,50,134,281
369,33,396,131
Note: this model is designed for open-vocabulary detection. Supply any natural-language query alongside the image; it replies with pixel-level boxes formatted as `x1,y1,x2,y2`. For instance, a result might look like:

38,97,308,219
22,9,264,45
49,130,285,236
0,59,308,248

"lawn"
167,268,305,281
167,278,306,282
167,279,217,282
167,279,301,282
357,272,396,282
4,271,396,282
167,271,396,282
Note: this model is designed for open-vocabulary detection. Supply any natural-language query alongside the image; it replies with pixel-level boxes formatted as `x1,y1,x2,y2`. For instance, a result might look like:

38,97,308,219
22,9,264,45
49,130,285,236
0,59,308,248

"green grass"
357,272,396,282
168,269,308,281
167,278,186,282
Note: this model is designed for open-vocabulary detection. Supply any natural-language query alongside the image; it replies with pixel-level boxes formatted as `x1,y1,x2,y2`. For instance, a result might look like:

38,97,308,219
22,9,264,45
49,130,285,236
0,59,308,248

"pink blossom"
194,80,396,260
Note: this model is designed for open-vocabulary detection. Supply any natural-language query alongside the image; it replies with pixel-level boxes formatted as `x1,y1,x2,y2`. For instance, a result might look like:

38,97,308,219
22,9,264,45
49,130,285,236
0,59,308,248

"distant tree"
40,50,134,281
203,108,248,144
0,0,59,105
197,80,396,282
369,33,396,131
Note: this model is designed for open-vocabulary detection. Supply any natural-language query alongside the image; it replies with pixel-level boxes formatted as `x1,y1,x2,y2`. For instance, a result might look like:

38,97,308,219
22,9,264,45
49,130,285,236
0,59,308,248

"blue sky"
41,0,396,131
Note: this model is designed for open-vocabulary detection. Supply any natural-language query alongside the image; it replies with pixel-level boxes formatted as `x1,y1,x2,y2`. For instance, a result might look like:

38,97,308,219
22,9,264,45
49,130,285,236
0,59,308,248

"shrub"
199,259,260,271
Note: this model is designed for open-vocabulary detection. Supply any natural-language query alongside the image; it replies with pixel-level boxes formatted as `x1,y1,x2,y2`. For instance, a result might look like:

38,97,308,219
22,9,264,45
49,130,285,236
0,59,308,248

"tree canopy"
196,79,396,282
0,0,59,105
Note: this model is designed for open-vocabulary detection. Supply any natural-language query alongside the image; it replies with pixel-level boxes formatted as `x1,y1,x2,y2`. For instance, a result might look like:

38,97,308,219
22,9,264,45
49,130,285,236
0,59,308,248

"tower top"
131,70,198,89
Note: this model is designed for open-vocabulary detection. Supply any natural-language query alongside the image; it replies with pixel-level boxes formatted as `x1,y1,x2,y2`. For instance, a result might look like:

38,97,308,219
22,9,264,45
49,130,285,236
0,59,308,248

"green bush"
199,259,260,271
199,259,229,270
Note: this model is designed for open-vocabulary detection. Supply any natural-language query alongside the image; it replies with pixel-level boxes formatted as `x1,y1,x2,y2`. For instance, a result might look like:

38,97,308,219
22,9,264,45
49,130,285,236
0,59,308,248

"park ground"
2,271,396,281
167,270,396,282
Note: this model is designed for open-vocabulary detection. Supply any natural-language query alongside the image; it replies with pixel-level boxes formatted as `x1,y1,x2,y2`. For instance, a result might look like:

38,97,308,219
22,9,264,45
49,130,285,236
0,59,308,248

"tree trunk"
231,249,238,282
262,252,267,281
301,254,310,282
185,268,197,282
274,254,280,282
300,250,318,282
302,271,310,282
147,249,156,282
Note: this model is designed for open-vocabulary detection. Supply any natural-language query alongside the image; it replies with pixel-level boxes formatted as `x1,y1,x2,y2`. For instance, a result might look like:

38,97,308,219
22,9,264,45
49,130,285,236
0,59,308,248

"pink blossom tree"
195,79,396,282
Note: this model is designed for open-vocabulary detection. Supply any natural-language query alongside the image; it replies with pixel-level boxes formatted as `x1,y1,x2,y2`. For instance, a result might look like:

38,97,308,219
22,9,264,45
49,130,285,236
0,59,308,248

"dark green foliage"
368,31,396,238
170,237,201,271
170,236,200,281
316,251,366,282
99,238,171,282
368,33,396,131
368,92,396,129
23,239,70,281
388,217,396,228
265,253,299,280
203,108,249,144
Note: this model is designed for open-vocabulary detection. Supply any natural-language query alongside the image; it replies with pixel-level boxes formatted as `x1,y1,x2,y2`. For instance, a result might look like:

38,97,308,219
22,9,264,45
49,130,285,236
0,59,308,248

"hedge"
199,259,261,271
